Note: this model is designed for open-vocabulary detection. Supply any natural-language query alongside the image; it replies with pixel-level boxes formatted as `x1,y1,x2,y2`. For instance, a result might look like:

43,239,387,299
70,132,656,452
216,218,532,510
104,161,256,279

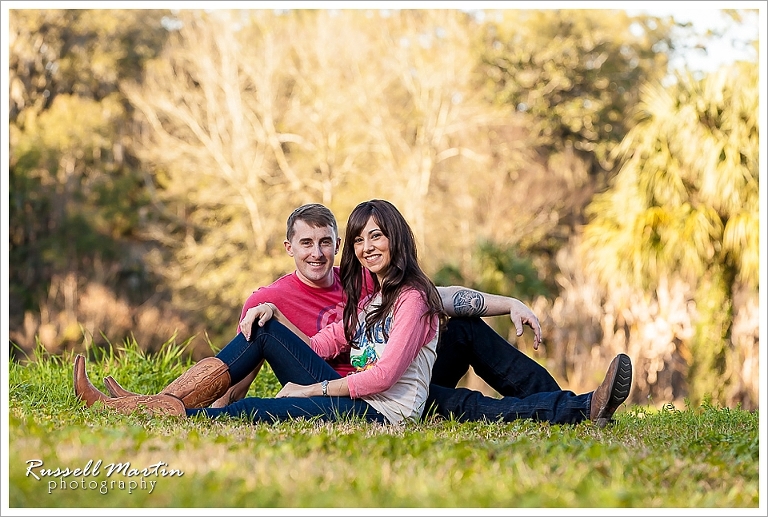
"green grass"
7,340,760,509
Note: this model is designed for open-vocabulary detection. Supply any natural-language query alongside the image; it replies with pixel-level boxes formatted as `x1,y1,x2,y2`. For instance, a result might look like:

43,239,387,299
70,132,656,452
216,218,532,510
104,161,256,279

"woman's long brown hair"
340,199,446,346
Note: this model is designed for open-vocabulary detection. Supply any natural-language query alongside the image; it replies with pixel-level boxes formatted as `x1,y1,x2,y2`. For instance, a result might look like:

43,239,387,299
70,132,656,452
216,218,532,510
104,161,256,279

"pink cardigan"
309,288,438,398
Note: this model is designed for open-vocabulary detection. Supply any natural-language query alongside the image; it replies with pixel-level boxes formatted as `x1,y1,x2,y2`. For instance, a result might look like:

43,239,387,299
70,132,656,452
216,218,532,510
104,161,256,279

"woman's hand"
276,382,312,398
239,303,276,340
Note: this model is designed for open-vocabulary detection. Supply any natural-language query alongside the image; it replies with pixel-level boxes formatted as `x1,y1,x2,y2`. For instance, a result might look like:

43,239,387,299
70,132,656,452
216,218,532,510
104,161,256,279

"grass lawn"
6,343,761,510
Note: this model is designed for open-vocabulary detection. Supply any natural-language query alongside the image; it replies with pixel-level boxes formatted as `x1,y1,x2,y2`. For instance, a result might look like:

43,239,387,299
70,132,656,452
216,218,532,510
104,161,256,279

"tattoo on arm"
452,290,487,317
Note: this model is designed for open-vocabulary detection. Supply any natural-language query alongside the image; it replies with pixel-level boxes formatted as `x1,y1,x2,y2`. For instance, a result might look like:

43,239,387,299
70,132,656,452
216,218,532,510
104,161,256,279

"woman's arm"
436,286,542,349
276,377,351,398
241,301,350,363
276,290,434,400
345,289,436,398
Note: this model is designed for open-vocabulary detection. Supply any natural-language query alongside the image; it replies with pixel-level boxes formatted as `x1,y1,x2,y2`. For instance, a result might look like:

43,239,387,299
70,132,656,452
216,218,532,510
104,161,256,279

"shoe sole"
596,353,632,428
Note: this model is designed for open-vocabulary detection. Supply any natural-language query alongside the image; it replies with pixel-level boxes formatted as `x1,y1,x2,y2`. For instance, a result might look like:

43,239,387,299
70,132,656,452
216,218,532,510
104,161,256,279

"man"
108,204,631,426
218,204,632,427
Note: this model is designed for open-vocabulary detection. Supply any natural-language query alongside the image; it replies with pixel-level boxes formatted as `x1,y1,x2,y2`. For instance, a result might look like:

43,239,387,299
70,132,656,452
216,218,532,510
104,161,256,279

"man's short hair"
286,203,339,241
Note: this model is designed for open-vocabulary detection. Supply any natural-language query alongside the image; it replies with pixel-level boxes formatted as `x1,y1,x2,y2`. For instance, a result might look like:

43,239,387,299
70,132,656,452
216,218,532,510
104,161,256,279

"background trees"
581,60,760,408
7,8,760,409
8,10,194,353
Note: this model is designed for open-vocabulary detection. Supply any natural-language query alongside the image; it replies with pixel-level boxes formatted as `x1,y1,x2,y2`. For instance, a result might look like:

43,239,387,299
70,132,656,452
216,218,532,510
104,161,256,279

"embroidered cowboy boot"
73,355,185,416
103,375,136,397
107,364,256,410
102,356,231,409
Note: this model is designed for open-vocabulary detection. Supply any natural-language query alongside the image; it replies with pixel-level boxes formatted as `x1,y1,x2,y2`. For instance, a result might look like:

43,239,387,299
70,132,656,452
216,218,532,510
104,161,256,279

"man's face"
284,219,340,288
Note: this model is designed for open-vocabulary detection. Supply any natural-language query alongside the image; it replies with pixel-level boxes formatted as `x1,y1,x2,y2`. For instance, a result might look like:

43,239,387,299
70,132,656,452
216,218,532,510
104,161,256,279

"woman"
74,199,446,425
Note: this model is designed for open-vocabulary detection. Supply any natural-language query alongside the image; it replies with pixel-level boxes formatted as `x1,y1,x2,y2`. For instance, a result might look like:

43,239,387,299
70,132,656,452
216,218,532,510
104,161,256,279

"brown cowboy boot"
589,353,633,428
102,356,231,409
110,361,262,408
106,374,236,409
104,375,136,398
73,355,185,416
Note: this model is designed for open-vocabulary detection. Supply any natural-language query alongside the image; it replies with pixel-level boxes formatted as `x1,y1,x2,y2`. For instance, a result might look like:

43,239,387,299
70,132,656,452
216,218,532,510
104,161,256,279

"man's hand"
509,298,542,350
239,303,276,340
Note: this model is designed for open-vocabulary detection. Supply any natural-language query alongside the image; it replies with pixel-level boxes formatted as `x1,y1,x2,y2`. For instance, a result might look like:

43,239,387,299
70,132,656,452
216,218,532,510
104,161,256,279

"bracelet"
321,379,329,397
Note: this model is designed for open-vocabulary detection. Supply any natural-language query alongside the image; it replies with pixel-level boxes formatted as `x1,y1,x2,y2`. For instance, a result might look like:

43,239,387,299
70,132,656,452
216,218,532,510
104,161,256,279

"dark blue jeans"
187,319,386,424
426,318,591,424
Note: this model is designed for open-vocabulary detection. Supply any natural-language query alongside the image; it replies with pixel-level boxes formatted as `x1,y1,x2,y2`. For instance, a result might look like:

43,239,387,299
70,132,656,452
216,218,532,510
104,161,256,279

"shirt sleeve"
346,289,437,399
238,288,273,334
309,320,350,359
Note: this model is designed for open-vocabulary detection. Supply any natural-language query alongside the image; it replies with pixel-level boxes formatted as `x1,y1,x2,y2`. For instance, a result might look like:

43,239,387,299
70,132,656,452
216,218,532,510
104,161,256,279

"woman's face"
353,216,391,281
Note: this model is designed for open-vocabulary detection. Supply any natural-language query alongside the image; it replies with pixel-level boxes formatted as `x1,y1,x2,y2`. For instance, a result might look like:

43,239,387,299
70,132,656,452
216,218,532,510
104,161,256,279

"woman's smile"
354,217,391,281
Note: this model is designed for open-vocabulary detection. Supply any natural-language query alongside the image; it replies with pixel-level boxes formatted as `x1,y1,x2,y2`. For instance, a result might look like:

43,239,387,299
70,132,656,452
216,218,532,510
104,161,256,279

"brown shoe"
160,356,231,408
589,353,632,428
209,388,234,409
106,373,232,410
74,354,110,407
74,355,185,417
104,357,230,409
104,376,137,398
100,394,186,417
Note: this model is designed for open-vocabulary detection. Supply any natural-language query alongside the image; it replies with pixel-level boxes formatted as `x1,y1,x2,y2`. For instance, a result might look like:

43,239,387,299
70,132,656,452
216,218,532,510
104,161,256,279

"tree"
477,9,675,260
121,9,528,318
8,9,176,354
580,60,759,406
121,10,389,331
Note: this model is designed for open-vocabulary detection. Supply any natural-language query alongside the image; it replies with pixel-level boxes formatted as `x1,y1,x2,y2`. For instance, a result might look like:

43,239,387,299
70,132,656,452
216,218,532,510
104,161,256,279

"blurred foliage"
480,9,673,174
6,8,760,409
8,9,218,357
435,241,553,301
580,60,759,407
8,10,168,309
434,241,553,340
582,62,759,291
475,9,675,274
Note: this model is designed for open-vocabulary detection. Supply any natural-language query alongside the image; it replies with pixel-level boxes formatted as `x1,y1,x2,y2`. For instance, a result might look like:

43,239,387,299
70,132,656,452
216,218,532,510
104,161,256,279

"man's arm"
436,286,543,350
239,303,310,344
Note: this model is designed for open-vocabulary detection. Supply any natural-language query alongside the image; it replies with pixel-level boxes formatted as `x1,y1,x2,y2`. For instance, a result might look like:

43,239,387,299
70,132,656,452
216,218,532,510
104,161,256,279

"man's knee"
446,316,495,334
446,316,473,331
443,317,478,343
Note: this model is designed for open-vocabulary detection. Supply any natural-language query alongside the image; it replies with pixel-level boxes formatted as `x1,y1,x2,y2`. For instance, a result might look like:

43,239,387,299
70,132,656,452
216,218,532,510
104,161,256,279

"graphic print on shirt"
350,312,392,372
316,301,345,333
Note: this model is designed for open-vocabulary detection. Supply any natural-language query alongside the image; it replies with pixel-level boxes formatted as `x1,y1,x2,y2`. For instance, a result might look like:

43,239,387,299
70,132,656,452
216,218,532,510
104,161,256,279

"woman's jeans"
187,319,386,424
425,318,592,424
